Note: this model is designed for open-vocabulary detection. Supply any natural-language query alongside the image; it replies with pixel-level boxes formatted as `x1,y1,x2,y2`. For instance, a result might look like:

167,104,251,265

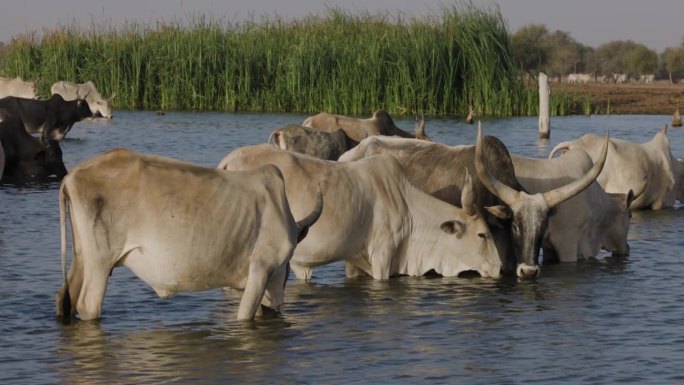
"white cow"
51,80,114,118
0,76,37,99
640,74,655,83
303,110,429,143
56,148,323,321
549,126,677,210
613,73,629,84
512,148,633,263
218,144,502,281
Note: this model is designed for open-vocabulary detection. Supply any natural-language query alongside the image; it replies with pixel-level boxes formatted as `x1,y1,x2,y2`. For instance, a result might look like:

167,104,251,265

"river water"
1,112,683,384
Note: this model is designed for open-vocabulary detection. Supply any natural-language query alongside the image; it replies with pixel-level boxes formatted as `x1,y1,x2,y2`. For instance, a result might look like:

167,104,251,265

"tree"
588,40,640,76
544,30,583,80
510,24,549,76
626,45,658,76
662,46,684,83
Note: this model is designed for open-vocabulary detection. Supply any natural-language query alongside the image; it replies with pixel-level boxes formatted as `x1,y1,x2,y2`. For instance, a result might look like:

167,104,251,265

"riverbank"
553,81,684,115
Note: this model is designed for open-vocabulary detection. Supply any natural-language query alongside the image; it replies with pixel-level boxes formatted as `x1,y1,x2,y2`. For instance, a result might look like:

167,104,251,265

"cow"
0,94,93,142
218,145,502,281
303,110,429,143
613,73,629,84
511,149,633,263
0,109,67,180
55,148,323,321
0,76,37,99
338,124,608,278
267,124,357,160
51,80,114,119
549,126,676,210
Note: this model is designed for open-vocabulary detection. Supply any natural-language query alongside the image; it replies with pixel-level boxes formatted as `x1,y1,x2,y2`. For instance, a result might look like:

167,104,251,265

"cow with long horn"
475,123,609,278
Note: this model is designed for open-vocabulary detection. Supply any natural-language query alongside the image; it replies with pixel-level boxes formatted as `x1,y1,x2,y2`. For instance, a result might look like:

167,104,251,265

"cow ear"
484,205,512,220
441,220,465,238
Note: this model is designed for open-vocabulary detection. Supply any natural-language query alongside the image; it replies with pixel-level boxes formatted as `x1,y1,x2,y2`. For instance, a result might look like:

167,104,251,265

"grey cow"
268,124,356,160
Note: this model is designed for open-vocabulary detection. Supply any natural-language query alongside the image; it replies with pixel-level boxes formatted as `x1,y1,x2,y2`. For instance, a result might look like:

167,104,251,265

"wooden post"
538,72,550,139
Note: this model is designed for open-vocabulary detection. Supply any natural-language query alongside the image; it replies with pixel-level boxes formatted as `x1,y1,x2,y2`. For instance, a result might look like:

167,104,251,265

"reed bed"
0,4,573,117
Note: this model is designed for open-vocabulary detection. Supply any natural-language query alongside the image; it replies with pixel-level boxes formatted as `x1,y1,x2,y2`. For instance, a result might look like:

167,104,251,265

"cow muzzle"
516,263,540,279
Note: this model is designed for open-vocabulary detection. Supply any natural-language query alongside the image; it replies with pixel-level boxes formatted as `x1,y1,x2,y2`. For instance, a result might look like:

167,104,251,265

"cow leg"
344,254,372,278
368,245,394,280
55,258,84,317
261,264,289,311
237,259,273,321
289,260,314,281
76,262,111,321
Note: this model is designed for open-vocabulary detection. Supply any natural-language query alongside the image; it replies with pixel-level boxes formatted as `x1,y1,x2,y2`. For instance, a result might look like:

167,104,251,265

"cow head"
475,123,608,279
438,169,502,278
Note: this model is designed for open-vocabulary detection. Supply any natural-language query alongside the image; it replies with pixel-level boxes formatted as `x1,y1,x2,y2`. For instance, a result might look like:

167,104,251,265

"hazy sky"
1,0,682,52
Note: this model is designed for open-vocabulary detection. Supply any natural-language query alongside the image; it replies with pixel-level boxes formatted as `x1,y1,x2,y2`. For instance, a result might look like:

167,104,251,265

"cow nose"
516,263,540,279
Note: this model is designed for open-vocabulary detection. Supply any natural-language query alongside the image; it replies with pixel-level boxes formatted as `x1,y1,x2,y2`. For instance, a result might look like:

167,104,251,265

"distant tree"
510,24,549,76
544,31,583,80
626,44,658,76
662,46,684,83
587,40,640,76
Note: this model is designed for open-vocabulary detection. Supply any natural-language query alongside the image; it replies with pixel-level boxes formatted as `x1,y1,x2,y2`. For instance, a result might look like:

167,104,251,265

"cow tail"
268,131,281,148
548,140,574,159
295,188,323,243
59,182,71,320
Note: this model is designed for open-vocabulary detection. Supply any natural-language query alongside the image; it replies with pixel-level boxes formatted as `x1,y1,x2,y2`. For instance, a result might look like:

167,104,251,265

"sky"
0,0,682,52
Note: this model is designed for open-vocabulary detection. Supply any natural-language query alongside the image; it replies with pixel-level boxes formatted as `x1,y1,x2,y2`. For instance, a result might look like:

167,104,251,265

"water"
1,112,683,384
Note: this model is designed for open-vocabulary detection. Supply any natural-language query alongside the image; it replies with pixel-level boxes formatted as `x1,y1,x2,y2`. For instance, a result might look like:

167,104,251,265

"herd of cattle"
1,75,681,322
566,72,655,84
0,76,113,181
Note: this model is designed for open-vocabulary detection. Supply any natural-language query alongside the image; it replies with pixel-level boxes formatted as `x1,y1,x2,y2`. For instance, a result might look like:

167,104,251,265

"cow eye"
478,232,486,239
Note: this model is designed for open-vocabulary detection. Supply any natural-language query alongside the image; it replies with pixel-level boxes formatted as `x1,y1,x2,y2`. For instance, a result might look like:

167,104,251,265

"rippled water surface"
1,112,684,384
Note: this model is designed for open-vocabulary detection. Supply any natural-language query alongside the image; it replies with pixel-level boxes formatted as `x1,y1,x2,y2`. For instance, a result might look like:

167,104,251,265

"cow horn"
462,168,476,216
542,131,609,208
474,122,520,206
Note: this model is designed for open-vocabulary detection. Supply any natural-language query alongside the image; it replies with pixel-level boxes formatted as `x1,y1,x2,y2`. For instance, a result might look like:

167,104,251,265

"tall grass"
0,4,546,116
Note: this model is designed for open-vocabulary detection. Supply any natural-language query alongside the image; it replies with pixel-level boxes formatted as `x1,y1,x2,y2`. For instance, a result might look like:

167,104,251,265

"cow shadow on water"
0,176,63,190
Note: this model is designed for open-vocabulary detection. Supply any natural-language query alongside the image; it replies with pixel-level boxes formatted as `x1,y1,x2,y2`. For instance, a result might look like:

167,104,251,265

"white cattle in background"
640,74,655,83
549,126,679,210
577,73,592,84
613,73,629,84
0,76,37,99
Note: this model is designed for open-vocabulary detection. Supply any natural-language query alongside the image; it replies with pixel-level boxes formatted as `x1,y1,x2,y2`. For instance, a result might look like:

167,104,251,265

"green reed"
0,4,554,117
